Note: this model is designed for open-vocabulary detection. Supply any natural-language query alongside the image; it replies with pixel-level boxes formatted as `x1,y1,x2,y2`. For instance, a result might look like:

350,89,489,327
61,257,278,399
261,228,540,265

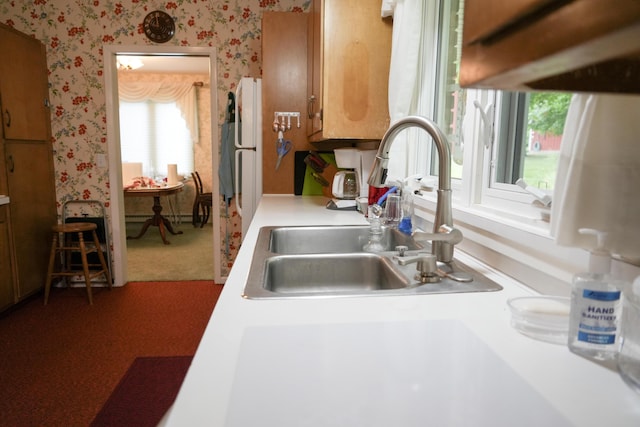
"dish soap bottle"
568,228,625,361
398,179,414,235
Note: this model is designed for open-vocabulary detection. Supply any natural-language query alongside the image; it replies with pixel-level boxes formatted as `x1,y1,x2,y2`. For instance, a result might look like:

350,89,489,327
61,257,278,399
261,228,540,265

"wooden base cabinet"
0,204,15,311
0,24,57,308
5,142,57,300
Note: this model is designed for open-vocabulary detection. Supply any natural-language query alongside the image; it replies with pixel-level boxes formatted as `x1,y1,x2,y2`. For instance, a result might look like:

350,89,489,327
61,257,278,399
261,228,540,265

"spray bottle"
398,175,420,235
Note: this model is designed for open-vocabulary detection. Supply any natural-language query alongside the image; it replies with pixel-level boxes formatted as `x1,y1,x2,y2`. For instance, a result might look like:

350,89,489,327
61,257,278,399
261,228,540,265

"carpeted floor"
0,281,222,427
91,355,193,427
126,222,214,281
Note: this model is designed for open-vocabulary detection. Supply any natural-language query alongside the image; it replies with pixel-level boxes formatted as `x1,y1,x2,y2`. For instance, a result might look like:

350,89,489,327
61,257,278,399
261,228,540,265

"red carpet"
0,281,222,427
91,355,193,427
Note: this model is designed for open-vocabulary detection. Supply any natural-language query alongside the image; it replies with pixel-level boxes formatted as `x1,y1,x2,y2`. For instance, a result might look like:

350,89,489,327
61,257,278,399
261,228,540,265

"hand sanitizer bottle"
568,229,626,361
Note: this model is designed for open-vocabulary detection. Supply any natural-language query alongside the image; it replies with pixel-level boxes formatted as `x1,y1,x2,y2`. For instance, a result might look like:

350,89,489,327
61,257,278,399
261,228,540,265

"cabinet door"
0,205,15,311
464,0,561,44
460,0,640,92
263,12,313,193
0,24,51,141
5,142,57,299
306,0,322,136
308,0,392,141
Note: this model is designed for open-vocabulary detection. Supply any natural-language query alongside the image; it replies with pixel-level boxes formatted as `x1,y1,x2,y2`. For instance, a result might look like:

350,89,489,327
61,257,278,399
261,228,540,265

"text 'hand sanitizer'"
568,229,627,361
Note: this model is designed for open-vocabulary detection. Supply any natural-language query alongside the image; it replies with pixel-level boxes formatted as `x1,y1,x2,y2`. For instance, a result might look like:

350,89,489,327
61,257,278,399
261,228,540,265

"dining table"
124,182,184,245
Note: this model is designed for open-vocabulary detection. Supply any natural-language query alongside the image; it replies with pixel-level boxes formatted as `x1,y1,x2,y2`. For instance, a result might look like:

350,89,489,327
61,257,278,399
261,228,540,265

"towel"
550,93,640,258
218,93,239,204
382,0,428,122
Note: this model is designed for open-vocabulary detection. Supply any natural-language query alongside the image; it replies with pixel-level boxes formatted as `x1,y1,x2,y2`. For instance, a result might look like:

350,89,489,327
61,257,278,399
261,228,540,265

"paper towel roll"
359,150,377,197
167,164,178,185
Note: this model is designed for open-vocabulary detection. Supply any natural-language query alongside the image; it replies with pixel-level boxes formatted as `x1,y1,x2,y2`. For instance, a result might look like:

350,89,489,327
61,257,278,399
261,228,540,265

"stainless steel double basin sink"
242,225,502,299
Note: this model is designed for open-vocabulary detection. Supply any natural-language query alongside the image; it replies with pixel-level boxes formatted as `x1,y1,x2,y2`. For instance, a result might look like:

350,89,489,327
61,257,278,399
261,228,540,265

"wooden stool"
44,222,112,305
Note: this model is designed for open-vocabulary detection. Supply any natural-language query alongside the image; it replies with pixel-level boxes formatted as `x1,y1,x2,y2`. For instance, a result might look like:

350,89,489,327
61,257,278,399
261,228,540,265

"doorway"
104,45,221,285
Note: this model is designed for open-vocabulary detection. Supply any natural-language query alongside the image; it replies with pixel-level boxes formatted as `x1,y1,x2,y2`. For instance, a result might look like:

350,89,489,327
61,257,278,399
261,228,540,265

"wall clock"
143,10,175,43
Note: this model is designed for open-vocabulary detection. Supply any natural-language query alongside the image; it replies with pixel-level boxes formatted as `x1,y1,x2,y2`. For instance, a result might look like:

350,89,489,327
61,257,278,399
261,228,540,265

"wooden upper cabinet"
464,0,563,45
307,0,392,142
0,24,51,141
0,24,56,304
460,0,640,93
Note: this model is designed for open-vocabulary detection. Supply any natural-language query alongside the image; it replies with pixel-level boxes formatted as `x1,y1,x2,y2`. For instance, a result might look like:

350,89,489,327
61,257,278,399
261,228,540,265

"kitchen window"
389,0,639,290
405,0,570,226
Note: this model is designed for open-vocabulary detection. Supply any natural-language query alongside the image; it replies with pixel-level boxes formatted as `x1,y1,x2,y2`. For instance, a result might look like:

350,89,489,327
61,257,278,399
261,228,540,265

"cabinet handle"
307,95,316,119
4,109,10,128
7,154,14,173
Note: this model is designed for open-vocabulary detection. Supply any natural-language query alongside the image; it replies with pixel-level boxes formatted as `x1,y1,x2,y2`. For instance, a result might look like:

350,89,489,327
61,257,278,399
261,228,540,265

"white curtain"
551,93,640,259
383,0,423,121
118,81,199,144
382,0,439,180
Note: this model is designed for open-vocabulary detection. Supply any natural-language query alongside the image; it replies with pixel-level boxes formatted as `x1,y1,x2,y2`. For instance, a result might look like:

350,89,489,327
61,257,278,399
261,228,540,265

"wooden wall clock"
143,10,175,43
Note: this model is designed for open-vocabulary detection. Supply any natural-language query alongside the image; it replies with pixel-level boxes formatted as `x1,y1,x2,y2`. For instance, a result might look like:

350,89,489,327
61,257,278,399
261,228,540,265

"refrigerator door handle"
234,148,243,217
234,80,242,149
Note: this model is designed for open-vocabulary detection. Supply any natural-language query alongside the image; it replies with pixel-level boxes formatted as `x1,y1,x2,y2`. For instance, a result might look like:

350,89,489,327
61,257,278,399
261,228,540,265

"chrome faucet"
368,115,460,263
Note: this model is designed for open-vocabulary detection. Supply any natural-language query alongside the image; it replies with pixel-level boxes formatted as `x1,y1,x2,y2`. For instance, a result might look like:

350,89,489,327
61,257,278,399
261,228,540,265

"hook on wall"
272,111,301,133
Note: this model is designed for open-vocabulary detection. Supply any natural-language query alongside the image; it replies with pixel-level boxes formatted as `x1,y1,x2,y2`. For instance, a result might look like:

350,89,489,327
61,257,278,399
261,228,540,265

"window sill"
412,193,640,295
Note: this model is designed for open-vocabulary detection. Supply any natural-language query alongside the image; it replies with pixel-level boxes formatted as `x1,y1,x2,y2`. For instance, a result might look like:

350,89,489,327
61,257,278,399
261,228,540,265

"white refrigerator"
234,77,263,241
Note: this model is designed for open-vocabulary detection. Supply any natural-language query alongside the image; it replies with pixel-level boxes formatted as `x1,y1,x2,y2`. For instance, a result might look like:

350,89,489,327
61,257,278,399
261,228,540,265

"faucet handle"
412,224,463,245
397,253,440,283
394,245,409,257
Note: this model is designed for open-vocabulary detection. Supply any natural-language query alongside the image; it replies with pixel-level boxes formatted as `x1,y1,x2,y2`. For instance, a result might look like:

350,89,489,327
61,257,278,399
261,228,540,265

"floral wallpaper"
0,0,310,278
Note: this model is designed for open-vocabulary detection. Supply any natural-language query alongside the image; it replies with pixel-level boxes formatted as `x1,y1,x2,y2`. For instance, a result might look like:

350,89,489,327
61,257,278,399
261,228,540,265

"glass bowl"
507,296,570,345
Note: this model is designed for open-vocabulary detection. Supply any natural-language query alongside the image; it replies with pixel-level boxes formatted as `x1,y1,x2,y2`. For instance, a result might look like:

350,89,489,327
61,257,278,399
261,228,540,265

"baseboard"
125,214,192,223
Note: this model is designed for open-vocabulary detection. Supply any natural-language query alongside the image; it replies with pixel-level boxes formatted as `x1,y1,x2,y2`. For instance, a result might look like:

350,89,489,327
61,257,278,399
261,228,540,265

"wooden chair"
44,222,112,305
191,171,212,228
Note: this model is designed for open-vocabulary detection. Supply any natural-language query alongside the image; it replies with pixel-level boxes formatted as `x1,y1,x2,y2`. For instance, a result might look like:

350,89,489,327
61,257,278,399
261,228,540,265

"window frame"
404,0,640,290
410,0,549,226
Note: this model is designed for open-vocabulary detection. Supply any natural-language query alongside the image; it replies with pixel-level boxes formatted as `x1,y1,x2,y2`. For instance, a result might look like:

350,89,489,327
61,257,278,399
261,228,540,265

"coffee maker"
332,170,359,199
328,148,377,209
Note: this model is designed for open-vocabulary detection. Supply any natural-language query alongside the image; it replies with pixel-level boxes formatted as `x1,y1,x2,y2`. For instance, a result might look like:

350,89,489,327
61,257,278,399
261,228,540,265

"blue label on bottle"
577,331,616,345
579,323,617,332
582,289,621,301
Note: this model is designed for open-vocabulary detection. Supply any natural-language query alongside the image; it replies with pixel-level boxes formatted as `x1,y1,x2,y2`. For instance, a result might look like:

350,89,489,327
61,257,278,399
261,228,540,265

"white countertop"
164,195,640,426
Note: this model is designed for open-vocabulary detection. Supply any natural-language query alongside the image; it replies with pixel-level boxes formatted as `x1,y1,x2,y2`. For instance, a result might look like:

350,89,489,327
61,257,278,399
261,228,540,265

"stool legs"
77,232,93,305
91,229,112,290
44,227,112,305
44,232,59,305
